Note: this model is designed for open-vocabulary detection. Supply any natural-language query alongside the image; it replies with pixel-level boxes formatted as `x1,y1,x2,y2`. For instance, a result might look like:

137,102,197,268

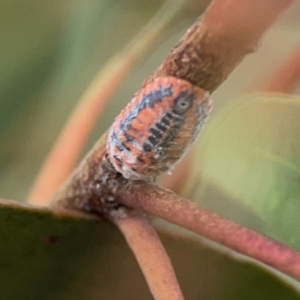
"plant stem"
112,208,185,300
117,182,300,281
146,0,295,92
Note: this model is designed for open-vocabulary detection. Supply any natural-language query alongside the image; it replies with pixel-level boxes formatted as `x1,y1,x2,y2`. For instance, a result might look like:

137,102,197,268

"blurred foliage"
0,0,171,200
0,200,299,300
189,94,300,249
0,1,300,299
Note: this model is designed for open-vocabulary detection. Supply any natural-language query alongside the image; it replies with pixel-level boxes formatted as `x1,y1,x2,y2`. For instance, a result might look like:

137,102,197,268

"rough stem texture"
112,209,184,300
145,0,294,92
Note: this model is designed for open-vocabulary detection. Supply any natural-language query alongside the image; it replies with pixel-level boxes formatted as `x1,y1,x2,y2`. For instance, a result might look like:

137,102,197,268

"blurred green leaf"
190,94,300,249
0,1,63,134
0,199,299,300
0,0,168,200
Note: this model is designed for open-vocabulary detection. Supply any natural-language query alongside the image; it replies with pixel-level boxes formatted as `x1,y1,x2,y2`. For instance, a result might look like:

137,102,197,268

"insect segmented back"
106,76,212,180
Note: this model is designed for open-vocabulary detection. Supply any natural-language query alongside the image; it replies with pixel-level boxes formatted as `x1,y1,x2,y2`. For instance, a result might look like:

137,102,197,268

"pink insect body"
106,76,212,180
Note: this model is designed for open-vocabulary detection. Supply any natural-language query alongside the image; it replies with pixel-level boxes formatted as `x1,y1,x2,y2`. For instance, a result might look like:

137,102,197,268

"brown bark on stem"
145,0,294,92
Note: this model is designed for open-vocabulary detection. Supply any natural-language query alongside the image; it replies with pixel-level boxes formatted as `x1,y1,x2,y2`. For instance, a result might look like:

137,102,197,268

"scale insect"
106,76,212,180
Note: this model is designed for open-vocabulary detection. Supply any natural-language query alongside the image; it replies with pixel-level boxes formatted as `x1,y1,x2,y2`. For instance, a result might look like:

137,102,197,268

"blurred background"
1,1,300,299
0,0,299,202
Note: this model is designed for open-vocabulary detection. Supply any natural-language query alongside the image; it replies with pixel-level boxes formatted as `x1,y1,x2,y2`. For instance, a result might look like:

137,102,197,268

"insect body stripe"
161,116,170,126
165,111,184,121
148,136,158,146
137,86,173,110
111,131,130,152
150,127,163,139
143,143,152,152
153,123,166,134
160,122,184,148
153,124,165,134
123,131,135,143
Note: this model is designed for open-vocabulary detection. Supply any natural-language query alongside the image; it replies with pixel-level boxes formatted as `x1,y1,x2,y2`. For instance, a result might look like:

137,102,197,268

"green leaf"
190,94,300,249
0,199,299,300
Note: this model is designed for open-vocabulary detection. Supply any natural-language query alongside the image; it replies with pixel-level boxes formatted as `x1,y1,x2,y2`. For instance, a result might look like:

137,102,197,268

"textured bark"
145,0,294,92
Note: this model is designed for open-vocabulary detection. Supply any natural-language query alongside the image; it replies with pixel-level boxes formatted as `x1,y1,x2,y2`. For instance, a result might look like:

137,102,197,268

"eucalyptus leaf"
0,199,299,300
190,94,300,249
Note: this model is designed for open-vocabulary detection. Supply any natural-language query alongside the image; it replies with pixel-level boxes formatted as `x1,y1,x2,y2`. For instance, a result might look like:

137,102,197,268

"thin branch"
116,182,300,281
27,0,186,206
111,208,184,300
262,45,300,93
